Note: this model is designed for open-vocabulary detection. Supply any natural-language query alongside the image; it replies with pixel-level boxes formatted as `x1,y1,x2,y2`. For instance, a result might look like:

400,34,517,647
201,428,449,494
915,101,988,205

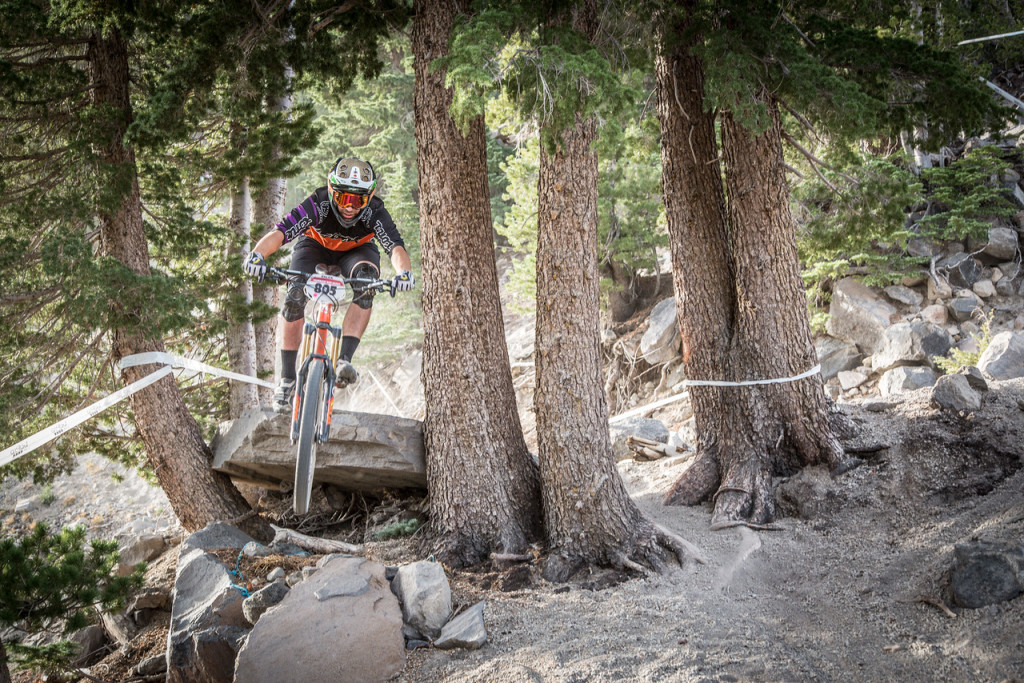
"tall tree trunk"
88,28,269,540
656,27,844,529
0,639,11,683
251,70,292,405
534,0,699,581
227,179,259,419
412,0,542,566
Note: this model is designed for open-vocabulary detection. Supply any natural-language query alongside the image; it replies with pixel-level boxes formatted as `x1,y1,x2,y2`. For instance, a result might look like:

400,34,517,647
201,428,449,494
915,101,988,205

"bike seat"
315,263,343,276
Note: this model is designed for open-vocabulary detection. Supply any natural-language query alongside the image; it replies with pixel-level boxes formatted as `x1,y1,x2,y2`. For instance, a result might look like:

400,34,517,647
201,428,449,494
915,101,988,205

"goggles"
332,189,369,211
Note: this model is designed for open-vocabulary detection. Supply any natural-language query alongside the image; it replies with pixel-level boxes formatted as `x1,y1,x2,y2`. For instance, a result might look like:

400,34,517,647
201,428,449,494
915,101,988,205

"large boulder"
391,560,452,640
878,366,937,397
942,253,982,289
167,523,256,683
950,542,1024,608
815,337,862,381
978,331,1024,380
640,297,681,365
826,278,898,353
212,408,426,493
973,227,1019,263
931,374,981,414
233,556,405,683
871,322,953,373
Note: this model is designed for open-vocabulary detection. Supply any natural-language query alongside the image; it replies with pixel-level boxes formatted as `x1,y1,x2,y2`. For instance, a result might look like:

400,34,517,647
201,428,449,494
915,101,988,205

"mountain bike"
266,265,395,515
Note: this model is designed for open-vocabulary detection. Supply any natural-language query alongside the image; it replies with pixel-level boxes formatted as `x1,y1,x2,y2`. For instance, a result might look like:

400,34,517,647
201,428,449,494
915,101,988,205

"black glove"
243,251,267,283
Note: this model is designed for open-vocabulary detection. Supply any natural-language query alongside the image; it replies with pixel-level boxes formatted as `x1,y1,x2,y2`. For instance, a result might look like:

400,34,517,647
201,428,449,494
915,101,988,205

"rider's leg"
277,237,325,391
339,257,381,363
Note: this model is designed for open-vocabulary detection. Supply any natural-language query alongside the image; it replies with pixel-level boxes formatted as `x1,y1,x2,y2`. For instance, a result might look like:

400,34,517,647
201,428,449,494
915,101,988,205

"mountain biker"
242,156,414,412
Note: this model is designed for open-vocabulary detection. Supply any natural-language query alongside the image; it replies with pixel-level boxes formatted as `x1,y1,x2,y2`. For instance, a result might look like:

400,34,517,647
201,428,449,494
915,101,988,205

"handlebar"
265,267,397,297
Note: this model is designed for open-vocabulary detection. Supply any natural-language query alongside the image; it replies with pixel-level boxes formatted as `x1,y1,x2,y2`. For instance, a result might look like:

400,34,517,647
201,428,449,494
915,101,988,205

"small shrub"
0,524,144,678
39,486,55,506
918,146,1016,242
372,518,420,541
933,311,994,374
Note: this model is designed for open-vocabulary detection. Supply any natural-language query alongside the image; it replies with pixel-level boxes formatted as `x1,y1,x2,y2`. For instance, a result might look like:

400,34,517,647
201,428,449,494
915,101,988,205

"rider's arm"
390,245,412,274
252,229,284,258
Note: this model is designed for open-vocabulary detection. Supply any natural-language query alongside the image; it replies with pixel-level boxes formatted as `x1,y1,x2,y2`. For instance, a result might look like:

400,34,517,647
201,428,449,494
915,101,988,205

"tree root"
654,524,706,565
664,451,720,505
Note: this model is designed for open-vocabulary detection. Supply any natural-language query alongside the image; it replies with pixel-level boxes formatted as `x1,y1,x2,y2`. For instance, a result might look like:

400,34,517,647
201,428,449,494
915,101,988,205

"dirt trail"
396,382,1024,682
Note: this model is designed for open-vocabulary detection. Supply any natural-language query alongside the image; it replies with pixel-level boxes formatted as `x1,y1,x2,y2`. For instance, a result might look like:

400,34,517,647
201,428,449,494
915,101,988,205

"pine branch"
0,286,60,305
781,130,857,191
308,0,360,38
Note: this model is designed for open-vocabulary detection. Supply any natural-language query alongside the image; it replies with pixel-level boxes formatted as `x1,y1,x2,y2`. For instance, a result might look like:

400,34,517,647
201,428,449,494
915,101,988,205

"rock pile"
142,522,489,683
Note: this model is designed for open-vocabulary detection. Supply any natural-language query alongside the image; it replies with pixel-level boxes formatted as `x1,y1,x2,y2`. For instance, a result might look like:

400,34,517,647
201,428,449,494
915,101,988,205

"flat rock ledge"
211,407,426,493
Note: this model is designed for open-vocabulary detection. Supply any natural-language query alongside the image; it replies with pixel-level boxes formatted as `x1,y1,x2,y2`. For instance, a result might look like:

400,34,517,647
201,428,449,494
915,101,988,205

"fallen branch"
489,552,534,563
627,435,691,462
916,594,957,618
272,526,363,555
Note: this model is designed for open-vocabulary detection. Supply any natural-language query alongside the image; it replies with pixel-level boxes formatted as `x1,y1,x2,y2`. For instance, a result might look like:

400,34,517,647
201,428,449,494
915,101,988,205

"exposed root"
654,524,706,565
613,551,651,576
711,484,774,530
664,450,720,505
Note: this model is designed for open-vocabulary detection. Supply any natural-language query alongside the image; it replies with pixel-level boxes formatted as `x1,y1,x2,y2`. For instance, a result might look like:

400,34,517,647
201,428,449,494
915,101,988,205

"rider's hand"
391,270,415,293
243,251,267,283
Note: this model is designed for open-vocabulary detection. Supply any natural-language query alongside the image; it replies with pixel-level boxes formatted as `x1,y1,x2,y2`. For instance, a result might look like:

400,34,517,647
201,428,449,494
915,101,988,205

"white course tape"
1,352,276,468
0,366,173,469
607,364,821,424
682,364,821,387
119,352,276,390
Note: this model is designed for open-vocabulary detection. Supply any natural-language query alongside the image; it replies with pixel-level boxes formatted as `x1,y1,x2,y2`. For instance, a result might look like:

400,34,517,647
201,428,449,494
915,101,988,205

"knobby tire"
294,359,325,515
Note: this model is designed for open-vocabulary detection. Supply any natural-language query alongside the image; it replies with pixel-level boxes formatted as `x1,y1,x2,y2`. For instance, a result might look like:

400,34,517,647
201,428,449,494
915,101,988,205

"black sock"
281,349,297,382
340,336,360,363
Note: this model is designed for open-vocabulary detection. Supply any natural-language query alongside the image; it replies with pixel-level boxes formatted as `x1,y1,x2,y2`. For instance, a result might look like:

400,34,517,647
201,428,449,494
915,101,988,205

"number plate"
304,274,346,303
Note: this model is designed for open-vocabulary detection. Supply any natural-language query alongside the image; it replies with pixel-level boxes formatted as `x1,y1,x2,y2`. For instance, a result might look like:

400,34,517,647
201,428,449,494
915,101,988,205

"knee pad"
281,282,307,322
351,263,379,310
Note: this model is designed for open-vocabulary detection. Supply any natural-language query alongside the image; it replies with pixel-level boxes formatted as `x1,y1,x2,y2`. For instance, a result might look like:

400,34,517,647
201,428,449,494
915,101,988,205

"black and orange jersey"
275,186,405,255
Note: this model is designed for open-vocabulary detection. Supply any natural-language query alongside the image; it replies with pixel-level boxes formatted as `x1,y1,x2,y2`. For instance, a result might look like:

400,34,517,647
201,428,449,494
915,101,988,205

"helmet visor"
332,189,369,211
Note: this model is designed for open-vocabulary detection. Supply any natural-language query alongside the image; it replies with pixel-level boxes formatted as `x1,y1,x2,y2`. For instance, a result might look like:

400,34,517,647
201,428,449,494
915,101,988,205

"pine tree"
0,524,143,681
413,0,543,566
0,0,404,535
653,0,1006,527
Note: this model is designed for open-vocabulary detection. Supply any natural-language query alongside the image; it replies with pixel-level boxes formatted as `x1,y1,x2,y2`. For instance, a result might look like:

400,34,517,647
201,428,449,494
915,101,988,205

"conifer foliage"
0,524,143,681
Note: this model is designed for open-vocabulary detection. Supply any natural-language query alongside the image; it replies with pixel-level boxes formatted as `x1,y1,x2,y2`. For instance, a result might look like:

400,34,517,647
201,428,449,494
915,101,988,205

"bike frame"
291,296,341,445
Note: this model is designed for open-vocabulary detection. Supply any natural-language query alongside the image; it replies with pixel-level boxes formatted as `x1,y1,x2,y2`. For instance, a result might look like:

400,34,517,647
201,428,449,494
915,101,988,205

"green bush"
0,524,144,678
918,145,1016,242
933,311,994,374
794,155,924,317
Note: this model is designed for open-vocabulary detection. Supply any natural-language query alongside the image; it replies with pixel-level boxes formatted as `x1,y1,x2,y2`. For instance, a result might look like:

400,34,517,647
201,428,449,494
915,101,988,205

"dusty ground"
2,380,1022,683
393,381,1024,682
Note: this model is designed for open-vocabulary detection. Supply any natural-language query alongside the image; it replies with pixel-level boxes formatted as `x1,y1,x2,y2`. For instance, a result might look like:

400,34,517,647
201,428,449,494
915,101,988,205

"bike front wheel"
294,358,325,515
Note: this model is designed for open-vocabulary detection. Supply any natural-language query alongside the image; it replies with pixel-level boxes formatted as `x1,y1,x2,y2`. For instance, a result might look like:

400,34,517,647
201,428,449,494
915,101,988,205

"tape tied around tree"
0,353,275,468
608,364,821,424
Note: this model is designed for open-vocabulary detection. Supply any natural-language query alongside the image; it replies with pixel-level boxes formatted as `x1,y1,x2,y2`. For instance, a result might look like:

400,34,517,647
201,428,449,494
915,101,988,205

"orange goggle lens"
333,191,368,210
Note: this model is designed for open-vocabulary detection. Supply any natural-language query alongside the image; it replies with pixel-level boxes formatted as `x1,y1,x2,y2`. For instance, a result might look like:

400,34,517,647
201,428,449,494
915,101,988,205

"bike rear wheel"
294,358,325,515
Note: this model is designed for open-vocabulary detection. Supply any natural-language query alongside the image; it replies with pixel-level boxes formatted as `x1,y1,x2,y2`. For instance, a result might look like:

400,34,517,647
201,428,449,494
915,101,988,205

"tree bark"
534,0,700,581
0,639,11,683
227,179,259,419
251,73,291,405
656,25,843,529
88,28,270,540
412,0,542,566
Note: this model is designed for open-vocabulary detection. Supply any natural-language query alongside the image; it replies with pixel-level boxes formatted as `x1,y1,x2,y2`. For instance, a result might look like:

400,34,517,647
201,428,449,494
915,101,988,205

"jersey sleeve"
368,204,405,256
275,193,321,244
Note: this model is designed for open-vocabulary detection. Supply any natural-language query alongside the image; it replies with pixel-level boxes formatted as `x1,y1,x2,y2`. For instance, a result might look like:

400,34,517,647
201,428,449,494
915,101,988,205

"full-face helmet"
328,157,376,227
